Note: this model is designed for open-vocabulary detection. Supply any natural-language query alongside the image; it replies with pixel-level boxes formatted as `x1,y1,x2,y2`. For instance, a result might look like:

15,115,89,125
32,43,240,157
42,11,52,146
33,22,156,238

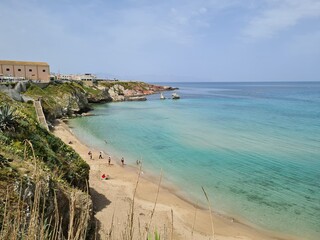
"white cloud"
169,4,209,27
243,0,320,39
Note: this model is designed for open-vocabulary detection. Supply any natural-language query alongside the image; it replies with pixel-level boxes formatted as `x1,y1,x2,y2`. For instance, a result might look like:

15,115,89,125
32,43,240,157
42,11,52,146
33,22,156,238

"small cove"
70,82,320,240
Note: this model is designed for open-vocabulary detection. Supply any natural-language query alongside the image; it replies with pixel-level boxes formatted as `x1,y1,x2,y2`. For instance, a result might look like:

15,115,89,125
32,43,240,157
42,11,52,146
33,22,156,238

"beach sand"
53,119,295,240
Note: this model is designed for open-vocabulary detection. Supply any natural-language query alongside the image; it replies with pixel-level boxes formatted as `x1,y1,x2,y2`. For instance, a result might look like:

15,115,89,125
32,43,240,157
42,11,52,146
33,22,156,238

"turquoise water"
70,82,320,239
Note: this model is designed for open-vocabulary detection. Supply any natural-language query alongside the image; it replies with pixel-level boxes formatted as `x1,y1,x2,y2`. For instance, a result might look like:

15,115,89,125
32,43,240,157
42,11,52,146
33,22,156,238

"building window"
6,68,10,71
29,69,32,72
42,69,46,72
18,69,21,72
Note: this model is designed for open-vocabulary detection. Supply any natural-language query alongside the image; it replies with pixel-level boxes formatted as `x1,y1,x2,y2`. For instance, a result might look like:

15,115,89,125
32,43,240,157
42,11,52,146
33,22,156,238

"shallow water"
70,82,320,239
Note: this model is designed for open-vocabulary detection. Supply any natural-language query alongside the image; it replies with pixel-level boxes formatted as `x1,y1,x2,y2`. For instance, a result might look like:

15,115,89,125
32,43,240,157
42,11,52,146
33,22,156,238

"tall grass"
202,186,215,240
0,140,92,240
96,165,168,240
146,170,162,234
92,169,217,240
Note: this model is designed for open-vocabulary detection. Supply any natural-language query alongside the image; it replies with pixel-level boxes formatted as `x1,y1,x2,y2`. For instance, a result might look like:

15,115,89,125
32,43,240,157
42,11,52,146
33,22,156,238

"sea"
70,82,320,240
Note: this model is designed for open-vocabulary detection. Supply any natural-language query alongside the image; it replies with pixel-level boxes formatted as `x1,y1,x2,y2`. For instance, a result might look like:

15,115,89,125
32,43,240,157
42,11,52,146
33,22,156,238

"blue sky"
1,0,320,82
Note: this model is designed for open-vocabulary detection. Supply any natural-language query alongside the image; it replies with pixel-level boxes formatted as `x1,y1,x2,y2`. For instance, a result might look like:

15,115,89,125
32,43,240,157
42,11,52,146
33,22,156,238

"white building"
56,73,96,81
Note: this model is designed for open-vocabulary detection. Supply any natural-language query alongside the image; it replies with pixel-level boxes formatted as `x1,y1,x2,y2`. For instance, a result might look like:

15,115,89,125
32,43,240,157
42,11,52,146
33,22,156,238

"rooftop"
0,60,49,66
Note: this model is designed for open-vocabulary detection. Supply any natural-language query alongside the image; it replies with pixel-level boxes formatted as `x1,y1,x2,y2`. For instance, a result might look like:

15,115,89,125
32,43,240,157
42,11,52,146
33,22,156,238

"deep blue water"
70,82,320,239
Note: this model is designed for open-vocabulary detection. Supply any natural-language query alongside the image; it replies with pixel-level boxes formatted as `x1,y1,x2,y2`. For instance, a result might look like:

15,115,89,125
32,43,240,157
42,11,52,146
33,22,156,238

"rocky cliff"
100,81,177,102
22,80,176,122
24,82,93,121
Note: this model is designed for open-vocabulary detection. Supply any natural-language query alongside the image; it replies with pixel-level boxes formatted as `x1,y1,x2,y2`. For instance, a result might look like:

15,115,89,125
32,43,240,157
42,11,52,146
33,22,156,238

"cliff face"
23,81,176,121
0,92,93,239
101,81,177,102
24,82,106,121
107,84,125,101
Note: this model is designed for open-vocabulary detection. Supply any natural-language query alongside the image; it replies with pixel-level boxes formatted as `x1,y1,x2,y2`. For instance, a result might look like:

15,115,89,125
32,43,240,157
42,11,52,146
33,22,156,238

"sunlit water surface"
70,82,320,239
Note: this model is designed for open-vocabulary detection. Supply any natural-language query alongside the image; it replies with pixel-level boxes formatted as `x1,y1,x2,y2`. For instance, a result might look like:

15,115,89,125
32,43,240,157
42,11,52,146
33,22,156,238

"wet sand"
53,119,296,240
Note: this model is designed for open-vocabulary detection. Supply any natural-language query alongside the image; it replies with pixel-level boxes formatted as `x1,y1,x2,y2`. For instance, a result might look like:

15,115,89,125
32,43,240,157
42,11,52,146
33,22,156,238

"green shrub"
0,104,17,132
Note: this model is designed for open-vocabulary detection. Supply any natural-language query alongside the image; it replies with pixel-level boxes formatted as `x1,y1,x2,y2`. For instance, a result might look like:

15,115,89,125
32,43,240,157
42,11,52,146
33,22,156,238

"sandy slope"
53,119,294,240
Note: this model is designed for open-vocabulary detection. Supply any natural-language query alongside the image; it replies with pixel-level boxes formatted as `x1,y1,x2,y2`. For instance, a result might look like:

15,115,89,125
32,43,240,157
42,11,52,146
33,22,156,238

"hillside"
0,92,93,239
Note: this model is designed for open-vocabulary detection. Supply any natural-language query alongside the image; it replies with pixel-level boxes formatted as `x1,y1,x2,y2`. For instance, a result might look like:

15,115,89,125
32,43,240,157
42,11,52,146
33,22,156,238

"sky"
1,0,320,82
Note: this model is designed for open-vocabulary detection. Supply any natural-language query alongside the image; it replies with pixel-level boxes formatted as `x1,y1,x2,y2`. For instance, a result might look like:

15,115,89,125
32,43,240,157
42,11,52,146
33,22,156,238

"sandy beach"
53,119,295,240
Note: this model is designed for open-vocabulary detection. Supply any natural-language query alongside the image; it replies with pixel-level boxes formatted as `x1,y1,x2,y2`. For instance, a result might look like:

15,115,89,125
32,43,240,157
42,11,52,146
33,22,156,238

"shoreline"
53,119,297,240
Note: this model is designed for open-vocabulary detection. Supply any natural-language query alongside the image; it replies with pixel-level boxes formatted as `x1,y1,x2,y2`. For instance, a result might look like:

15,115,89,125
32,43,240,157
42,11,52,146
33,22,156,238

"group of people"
88,150,125,166
88,150,143,181
87,151,107,160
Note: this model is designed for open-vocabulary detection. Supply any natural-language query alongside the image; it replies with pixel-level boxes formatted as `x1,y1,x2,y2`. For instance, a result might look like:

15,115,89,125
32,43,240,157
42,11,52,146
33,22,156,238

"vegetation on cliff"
0,92,92,239
23,80,174,122
100,81,150,90
25,82,92,121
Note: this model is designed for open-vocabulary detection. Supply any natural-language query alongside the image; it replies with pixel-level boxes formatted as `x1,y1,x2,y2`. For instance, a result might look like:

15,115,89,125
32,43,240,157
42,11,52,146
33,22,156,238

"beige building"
0,60,50,82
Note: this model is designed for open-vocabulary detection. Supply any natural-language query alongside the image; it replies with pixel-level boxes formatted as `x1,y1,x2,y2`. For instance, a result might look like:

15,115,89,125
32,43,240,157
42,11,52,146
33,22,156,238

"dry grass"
146,170,163,234
0,179,91,240
96,165,167,240
92,168,217,240
191,201,198,237
1,141,217,240
202,186,215,240
171,209,174,240
0,140,92,240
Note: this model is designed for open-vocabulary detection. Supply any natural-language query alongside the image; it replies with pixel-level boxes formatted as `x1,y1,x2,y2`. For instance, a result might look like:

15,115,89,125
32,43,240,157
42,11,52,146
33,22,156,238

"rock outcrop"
106,84,125,102
102,81,178,102
125,96,147,101
24,82,93,121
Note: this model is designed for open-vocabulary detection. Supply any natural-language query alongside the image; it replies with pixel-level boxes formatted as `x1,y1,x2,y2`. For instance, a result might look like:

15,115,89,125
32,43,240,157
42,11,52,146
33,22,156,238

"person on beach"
108,156,111,165
88,151,92,160
101,173,109,180
99,151,103,159
121,157,124,166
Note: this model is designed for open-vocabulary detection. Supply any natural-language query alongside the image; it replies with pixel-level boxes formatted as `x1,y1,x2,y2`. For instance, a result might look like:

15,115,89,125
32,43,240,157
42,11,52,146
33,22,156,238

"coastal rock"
23,82,92,121
125,96,147,101
108,84,125,101
63,92,89,113
46,91,90,121
0,83,25,102
86,88,113,103
1,89,24,102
